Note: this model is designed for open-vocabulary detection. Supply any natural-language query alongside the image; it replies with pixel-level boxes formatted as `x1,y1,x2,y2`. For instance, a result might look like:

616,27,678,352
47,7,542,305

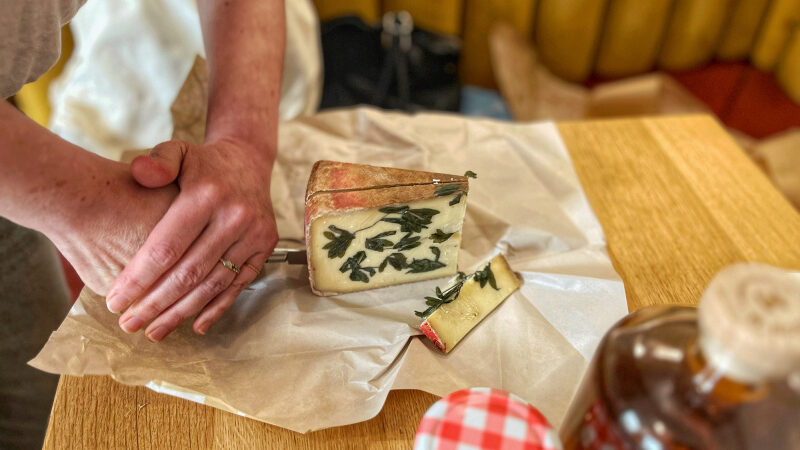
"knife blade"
265,248,307,265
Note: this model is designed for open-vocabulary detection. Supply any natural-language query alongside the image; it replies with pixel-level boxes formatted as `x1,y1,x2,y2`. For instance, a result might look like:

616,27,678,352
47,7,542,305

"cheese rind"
305,160,468,200
305,161,470,296
420,254,522,353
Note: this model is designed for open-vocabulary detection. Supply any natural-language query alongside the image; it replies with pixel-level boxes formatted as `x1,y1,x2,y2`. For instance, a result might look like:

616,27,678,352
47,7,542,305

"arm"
0,101,177,293
201,0,284,152
107,0,284,341
0,101,107,237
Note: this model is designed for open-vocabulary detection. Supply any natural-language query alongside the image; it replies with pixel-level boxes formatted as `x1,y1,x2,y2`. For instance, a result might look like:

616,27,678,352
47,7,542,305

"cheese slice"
305,161,470,296
420,254,521,353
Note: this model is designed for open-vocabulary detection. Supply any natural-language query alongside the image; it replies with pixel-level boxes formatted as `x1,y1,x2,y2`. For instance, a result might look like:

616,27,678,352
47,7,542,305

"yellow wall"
776,26,800,104
751,0,800,71
535,0,609,83
313,0,380,22
594,0,673,78
716,0,771,61
657,0,732,71
460,0,537,87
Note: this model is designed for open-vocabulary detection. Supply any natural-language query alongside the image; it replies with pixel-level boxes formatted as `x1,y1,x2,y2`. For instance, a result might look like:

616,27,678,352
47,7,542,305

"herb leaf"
449,192,463,206
338,251,375,283
488,270,498,289
434,184,461,197
381,217,423,233
414,263,498,318
381,207,440,233
464,170,477,178
409,208,440,219
365,230,396,252
430,246,441,261
379,205,409,214
393,232,422,251
407,258,446,274
415,306,438,318
414,274,468,317
381,252,407,271
322,225,355,258
429,229,454,243
474,262,500,290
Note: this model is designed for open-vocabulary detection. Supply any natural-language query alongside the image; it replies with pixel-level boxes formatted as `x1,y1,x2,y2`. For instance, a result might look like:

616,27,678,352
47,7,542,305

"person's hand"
105,138,278,342
0,100,177,301
50,161,178,297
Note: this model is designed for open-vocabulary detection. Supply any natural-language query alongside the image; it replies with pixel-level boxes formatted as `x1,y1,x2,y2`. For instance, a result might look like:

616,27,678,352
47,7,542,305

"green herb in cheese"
418,254,521,353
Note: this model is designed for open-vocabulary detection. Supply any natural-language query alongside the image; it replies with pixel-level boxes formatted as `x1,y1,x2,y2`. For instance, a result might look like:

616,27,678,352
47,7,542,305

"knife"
266,248,307,265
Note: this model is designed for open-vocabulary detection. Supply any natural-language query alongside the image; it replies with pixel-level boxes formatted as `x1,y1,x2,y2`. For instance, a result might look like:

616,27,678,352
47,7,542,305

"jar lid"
414,387,561,450
699,263,800,383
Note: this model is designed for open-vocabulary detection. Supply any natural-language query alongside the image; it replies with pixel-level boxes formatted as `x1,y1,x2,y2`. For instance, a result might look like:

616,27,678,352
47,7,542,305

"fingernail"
147,326,168,342
196,322,210,335
120,314,144,333
106,293,125,314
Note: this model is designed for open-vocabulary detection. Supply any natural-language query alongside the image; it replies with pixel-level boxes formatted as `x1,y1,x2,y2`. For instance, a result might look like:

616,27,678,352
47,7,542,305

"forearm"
197,0,285,160
0,102,116,239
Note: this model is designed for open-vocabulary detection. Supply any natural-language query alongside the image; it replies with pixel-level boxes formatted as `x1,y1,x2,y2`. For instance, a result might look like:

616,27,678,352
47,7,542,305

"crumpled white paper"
31,107,628,432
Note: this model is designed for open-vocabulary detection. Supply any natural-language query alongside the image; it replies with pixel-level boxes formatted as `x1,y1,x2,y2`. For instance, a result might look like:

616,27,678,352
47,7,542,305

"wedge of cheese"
305,161,470,296
419,254,521,353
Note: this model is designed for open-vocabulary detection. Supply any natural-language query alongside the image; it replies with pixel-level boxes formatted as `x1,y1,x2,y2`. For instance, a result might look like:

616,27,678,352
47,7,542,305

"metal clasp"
381,10,414,52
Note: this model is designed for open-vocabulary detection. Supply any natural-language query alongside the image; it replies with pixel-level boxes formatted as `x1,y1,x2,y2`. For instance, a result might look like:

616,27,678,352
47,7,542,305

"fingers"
192,252,268,336
143,251,265,342
106,193,213,314
131,140,188,188
116,219,244,333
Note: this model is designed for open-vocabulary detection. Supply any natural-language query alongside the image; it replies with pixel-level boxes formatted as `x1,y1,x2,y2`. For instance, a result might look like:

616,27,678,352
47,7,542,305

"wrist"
47,156,131,243
205,118,278,171
205,106,278,160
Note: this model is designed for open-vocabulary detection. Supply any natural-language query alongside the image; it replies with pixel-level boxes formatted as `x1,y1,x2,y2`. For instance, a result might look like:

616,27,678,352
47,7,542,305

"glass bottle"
559,263,800,450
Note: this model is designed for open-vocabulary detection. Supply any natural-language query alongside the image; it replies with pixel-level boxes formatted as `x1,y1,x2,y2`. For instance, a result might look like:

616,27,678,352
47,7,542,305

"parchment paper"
31,63,627,433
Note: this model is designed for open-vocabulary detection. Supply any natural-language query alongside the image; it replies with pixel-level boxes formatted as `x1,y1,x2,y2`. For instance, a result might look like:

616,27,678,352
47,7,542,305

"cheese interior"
310,194,467,294
425,255,521,353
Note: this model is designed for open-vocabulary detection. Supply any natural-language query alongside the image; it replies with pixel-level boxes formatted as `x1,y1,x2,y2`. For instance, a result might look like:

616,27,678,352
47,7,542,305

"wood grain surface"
44,116,800,449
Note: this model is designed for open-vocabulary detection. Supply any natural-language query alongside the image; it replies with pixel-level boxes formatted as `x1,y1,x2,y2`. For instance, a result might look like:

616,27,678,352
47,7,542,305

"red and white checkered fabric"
414,387,562,450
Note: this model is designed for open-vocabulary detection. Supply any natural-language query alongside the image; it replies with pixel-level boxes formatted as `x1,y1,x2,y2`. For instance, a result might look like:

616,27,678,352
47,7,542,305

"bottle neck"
699,332,768,384
687,337,768,403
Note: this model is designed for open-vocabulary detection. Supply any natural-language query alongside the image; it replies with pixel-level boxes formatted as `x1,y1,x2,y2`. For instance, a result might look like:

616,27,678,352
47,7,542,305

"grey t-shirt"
0,0,86,98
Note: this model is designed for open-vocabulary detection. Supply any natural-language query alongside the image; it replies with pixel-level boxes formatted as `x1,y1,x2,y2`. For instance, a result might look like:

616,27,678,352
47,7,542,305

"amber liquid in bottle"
559,307,800,450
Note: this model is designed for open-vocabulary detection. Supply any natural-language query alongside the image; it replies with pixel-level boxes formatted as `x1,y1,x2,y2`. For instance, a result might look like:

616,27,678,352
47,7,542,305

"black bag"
319,12,462,112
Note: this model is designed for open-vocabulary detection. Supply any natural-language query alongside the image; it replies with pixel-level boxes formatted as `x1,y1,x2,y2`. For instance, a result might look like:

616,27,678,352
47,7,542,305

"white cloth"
0,0,85,98
49,0,322,161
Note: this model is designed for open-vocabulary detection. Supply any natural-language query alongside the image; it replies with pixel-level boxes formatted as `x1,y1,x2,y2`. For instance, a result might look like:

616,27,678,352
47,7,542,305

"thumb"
131,140,188,188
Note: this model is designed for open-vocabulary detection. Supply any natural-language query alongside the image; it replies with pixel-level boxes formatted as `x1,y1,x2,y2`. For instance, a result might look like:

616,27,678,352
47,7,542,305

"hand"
50,161,178,297
106,138,278,342
0,101,176,300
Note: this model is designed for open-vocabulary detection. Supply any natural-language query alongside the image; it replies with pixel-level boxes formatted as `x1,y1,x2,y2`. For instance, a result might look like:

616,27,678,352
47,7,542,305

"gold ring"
243,263,261,275
219,258,240,274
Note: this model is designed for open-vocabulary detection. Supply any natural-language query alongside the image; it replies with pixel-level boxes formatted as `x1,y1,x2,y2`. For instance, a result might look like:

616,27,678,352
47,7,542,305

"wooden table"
45,115,800,449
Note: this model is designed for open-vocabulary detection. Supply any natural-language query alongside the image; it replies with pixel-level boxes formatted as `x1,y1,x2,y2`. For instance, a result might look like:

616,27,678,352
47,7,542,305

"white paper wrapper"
31,107,628,432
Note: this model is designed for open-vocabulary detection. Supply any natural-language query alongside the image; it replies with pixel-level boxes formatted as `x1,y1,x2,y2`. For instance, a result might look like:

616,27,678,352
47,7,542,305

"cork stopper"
698,263,800,384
